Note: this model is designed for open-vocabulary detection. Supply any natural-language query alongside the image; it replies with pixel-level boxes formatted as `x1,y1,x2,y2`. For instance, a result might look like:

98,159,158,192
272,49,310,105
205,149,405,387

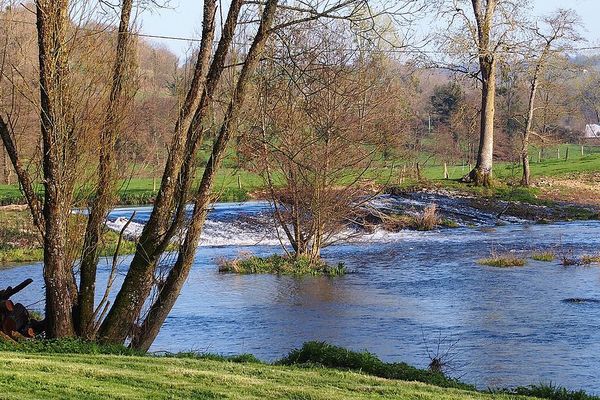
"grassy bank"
0,209,139,265
2,145,599,207
381,144,600,211
0,168,263,206
0,351,525,400
410,144,600,182
0,339,597,399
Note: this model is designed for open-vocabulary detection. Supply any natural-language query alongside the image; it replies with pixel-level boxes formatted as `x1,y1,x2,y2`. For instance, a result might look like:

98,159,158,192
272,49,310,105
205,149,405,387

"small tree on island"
246,21,408,263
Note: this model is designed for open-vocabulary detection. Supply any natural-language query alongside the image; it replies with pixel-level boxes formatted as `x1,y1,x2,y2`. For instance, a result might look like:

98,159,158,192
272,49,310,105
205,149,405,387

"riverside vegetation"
478,254,528,268
0,209,138,264
218,254,347,276
1,146,599,265
478,251,600,268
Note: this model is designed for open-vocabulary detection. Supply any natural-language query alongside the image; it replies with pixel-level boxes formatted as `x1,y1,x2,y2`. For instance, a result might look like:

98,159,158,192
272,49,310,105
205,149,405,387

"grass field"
0,351,536,400
2,144,599,206
0,168,264,205
414,144,600,182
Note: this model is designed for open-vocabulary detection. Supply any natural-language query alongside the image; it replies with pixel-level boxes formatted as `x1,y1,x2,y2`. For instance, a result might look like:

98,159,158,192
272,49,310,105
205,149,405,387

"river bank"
1,340,596,399
0,351,520,400
2,146,599,208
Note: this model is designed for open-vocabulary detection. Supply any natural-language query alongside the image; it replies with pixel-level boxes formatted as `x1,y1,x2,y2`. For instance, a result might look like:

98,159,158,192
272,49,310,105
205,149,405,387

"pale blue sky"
139,0,600,59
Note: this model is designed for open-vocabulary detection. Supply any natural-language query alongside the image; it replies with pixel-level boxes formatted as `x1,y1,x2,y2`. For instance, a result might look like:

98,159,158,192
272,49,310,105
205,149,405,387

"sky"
139,0,600,60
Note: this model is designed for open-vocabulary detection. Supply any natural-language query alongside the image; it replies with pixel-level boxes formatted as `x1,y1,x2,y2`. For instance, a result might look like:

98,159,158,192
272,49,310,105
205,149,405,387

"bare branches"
0,115,45,234
89,211,136,336
516,8,583,186
245,19,400,259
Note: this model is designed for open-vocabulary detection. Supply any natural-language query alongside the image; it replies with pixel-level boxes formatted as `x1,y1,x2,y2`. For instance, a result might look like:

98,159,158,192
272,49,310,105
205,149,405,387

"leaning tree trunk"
521,42,551,187
98,0,240,345
0,117,45,234
130,0,280,351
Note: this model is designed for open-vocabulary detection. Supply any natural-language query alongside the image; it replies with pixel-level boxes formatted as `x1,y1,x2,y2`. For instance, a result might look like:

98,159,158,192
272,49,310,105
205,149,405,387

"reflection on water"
1,201,600,393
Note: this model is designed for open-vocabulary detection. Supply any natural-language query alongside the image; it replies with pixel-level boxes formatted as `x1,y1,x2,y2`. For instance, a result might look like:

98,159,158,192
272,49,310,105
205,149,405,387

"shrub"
580,255,600,265
493,383,600,400
277,341,474,391
415,204,440,231
378,205,456,232
218,254,346,277
532,251,555,262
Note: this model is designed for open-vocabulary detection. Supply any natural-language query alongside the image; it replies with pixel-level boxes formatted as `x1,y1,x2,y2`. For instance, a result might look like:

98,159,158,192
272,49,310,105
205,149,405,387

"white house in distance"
584,124,600,138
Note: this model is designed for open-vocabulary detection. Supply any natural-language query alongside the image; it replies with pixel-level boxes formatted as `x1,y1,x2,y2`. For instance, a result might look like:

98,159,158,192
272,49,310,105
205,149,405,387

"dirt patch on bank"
0,204,28,212
536,173,600,207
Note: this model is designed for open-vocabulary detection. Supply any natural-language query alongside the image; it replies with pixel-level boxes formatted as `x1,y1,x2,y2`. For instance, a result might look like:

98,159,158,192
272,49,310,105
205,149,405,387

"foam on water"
104,195,498,248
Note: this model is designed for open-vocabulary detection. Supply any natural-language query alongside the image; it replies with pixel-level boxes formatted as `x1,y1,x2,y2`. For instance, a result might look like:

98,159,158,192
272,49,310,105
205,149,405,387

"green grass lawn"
0,351,534,400
0,168,264,205
415,144,600,182
1,144,599,205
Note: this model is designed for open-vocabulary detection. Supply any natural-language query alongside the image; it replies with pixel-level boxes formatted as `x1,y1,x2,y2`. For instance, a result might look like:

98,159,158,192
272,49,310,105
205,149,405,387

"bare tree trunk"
462,0,497,187
469,59,496,186
36,0,77,337
78,0,134,338
130,0,279,350
521,74,539,187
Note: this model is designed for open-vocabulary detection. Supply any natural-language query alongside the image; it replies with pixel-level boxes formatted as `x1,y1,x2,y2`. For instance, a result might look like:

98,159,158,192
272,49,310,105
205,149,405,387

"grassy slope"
0,352,529,400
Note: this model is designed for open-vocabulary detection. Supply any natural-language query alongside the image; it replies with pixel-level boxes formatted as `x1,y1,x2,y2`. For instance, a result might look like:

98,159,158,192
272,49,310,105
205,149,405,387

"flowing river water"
1,194,600,392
